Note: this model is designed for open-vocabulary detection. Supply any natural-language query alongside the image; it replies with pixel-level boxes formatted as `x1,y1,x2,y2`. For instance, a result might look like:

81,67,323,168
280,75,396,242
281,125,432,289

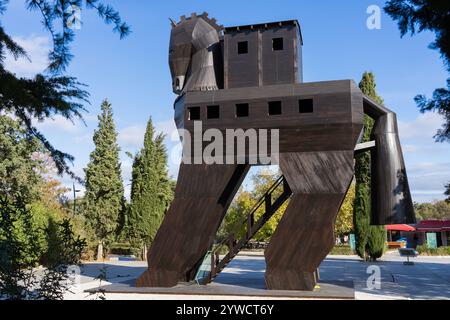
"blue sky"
3,0,450,202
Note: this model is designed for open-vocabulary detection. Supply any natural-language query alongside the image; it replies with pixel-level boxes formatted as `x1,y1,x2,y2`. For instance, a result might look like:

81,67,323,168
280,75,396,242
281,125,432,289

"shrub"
330,245,354,255
70,213,97,261
109,242,133,256
0,198,86,300
437,247,450,255
416,245,450,256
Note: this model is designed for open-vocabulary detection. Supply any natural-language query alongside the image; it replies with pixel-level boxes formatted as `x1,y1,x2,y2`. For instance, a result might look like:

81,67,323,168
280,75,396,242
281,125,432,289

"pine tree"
84,100,124,260
0,1,129,179
128,118,173,259
353,72,387,261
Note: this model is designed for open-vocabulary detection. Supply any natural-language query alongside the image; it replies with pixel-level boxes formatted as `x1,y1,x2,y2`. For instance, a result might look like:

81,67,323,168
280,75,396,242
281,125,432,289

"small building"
223,20,303,89
386,220,450,248
414,220,450,247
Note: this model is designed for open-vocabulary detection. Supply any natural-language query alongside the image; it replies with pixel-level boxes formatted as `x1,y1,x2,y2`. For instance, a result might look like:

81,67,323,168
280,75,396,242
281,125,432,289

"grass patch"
416,245,450,256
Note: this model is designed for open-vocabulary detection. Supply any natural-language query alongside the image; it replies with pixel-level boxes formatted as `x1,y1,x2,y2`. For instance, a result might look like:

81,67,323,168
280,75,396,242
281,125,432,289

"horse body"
137,13,415,290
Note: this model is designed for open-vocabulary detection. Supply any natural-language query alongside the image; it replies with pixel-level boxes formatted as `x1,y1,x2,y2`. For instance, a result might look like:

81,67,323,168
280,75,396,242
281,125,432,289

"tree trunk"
97,241,104,261
142,243,148,261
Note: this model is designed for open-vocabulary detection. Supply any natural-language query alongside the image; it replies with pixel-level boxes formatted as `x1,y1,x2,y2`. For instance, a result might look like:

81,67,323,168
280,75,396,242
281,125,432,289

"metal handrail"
208,175,290,281
212,175,285,250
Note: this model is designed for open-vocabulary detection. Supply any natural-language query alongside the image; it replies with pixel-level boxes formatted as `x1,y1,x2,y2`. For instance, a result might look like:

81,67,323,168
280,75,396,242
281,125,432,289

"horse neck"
184,44,219,92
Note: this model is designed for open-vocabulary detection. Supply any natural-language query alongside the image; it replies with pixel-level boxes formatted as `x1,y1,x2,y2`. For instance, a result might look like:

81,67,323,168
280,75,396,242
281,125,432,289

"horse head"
169,12,223,94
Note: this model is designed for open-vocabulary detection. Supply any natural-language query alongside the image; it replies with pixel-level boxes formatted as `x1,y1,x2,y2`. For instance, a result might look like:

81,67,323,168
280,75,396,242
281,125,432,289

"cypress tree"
353,72,387,261
445,183,450,204
84,100,124,260
128,118,173,259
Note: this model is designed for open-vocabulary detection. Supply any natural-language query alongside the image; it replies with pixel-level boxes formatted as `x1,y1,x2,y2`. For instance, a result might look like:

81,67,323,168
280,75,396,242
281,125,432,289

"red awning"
385,224,416,232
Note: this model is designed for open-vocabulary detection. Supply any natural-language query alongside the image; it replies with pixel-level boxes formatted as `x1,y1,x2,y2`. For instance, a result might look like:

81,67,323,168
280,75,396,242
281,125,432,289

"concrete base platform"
86,279,355,300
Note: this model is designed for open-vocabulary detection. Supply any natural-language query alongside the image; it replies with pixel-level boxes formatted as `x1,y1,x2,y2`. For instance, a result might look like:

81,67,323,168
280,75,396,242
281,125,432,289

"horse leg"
136,163,249,287
265,151,354,290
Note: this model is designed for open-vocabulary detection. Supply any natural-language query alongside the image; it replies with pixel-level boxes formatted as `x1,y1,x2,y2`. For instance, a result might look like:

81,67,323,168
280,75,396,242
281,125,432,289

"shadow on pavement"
79,255,450,299
213,256,450,299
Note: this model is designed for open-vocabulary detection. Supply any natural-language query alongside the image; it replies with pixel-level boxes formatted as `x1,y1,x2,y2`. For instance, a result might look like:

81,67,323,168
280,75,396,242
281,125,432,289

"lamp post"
73,182,81,215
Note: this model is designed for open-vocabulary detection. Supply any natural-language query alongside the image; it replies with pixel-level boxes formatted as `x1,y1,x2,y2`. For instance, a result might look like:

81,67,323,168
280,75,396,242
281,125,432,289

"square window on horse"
207,105,220,119
188,107,201,120
268,101,282,115
236,103,249,117
272,37,283,51
238,41,248,54
299,99,314,113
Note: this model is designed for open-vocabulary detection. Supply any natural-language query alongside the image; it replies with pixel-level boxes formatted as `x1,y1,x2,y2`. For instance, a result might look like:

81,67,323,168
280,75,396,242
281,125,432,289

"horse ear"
169,18,177,28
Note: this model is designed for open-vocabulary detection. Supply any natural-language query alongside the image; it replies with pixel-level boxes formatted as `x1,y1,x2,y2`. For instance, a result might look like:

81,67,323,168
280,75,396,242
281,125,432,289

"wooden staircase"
202,175,292,284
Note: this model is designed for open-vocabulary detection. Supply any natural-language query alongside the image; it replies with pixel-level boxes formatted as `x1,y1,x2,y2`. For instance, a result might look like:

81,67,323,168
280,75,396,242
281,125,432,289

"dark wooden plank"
265,151,354,291
136,164,249,287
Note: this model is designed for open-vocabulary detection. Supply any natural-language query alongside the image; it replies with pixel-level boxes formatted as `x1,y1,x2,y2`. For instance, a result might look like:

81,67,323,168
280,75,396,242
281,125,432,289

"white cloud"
398,112,444,140
118,119,178,149
121,156,133,186
407,161,450,203
155,119,178,138
395,112,450,202
410,192,446,204
118,125,146,148
408,161,450,172
120,156,134,200
35,115,83,133
83,113,99,123
402,144,418,153
4,35,50,78
73,133,92,144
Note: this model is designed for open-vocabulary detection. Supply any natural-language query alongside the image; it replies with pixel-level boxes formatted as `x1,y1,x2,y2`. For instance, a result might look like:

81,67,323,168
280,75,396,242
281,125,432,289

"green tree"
433,201,450,220
38,218,86,300
0,115,44,201
218,169,288,243
219,189,253,241
0,115,85,299
128,118,173,259
251,170,288,240
0,0,129,179
335,184,355,238
84,100,124,260
414,202,437,221
414,200,450,220
354,183,370,258
1,197,85,300
353,72,387,261
384,0,449,143
0,118,43,297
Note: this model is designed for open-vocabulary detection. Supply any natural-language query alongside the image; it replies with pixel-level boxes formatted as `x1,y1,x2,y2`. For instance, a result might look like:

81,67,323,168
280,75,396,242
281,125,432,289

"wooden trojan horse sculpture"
137,13,416,291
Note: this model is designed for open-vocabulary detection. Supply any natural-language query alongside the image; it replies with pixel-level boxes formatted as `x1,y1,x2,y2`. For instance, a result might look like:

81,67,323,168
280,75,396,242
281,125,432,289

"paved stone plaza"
65,252,450,300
